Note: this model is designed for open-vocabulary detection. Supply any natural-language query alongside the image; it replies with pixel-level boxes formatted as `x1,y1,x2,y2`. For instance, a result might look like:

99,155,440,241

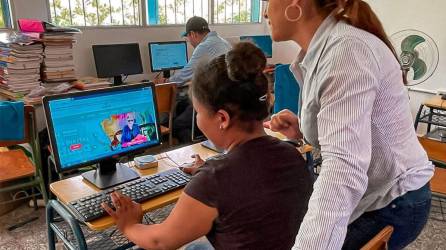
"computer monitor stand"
163,70,170,79
82,158,139,189
113,75,124,86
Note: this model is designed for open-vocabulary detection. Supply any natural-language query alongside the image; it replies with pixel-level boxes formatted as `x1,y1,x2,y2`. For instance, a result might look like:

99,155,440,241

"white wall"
74,24,267,81
11,0,50,22
10,0,444,124
366,0,445,131
9,0,300,80
10,0,269,82
367,0,445,92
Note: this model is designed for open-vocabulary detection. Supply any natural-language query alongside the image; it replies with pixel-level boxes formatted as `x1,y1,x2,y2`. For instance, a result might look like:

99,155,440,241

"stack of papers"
41,33,77,83
0,42,43,94
72,77,112,90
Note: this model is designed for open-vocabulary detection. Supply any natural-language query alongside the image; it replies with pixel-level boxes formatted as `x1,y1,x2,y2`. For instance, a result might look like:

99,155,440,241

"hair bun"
226,42,266,82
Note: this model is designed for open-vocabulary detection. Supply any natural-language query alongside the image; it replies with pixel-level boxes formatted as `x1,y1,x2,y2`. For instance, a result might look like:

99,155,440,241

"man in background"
156,16,231,143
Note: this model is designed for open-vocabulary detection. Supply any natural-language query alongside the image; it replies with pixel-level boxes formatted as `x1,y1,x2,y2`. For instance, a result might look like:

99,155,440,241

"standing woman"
264,0,434,249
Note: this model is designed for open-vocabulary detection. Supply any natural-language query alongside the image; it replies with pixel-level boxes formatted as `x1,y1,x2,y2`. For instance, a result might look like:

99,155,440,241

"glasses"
127,119,134,122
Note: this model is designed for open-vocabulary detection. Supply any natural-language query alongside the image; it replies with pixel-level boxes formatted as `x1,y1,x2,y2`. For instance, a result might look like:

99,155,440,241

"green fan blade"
412,57,427,80
401,35,425,52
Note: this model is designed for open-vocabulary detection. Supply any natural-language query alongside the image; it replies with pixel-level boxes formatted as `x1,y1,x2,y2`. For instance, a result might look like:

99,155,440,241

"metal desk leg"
427,107,433,133
46,199,88,250
414,104,424,130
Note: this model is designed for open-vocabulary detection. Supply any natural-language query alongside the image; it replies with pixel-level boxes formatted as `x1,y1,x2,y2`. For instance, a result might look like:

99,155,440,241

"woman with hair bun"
102,42,313,250
263,0,434,249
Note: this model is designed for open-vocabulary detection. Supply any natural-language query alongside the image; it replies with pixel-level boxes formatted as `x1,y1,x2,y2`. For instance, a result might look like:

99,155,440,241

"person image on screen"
120,112,141,145
263,0,434,249
101,43,313,250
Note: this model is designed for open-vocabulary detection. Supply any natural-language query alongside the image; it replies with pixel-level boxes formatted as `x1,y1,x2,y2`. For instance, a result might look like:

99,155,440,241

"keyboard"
68,168,191,222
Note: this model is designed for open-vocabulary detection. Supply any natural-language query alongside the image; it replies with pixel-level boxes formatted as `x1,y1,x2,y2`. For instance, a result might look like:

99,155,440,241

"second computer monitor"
240,35,273,58
92,43,143,85
148,41,188,78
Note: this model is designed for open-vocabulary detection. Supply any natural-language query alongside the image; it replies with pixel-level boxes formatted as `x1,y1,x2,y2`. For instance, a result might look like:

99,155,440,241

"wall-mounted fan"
390,29,439,86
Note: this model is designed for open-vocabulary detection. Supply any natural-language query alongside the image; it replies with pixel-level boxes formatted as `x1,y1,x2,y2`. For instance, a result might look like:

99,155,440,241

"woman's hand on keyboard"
181,154,205,175
102,191,143,233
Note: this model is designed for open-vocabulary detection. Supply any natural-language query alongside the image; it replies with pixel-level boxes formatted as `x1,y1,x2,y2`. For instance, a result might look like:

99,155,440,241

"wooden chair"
0,105,47,209
155,82,177,146
360,225,394,250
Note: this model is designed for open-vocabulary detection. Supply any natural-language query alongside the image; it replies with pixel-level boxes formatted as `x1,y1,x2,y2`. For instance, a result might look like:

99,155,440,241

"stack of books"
41,33,77,83
0,42,43,94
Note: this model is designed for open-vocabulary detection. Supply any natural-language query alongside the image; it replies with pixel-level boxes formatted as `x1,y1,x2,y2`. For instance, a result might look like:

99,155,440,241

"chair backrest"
0,105,35,147
273,64,300,114
155,83,177,115
360,225,394,250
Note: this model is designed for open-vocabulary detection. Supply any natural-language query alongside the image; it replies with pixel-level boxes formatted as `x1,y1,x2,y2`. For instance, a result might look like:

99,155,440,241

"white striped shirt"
290,14,434,249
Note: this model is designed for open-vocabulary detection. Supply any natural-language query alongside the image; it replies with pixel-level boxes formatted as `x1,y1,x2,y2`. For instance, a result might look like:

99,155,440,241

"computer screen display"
43,83,161,172
92,43,143,78
240,35,273,58
148,41,188,72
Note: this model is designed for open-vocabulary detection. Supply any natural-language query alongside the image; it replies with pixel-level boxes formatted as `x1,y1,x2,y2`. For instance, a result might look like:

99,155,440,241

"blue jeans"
343,183,431,250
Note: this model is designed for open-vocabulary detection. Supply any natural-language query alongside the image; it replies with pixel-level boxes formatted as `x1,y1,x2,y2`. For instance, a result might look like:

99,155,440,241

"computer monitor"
92,43,143,85
148,41,188,78
43,83,162,189
240,35,273,58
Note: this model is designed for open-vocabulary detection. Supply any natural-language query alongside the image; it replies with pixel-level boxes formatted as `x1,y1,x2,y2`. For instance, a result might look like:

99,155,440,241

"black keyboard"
68,168,191,222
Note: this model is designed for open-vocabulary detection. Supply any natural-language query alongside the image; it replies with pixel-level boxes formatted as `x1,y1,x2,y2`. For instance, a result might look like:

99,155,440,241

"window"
147,0,262,25
0,0,12,29
48,0,261,26
212,0,261,24
48,0,141,26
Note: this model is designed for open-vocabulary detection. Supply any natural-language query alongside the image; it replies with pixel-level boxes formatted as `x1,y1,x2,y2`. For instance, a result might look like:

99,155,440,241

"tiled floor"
1,200,446,250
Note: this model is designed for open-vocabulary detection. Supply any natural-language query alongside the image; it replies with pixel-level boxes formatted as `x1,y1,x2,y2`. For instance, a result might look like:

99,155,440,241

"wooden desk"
50,143,216,231
0,88,42,105
418,137,446,166
418,137,446,197
431,167,446,196
423,95,446,109
50,129,312,231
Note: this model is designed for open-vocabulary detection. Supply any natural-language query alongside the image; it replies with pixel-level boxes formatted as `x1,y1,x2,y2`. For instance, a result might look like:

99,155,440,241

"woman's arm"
293,37,380,249
103,192,217,250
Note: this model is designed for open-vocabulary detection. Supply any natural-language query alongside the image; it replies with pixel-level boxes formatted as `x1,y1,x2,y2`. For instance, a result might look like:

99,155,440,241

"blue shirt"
169,31,232,84
121,124,141,144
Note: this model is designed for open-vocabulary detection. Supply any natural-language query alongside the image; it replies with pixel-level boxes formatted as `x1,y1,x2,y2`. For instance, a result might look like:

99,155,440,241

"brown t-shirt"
184,136,313,250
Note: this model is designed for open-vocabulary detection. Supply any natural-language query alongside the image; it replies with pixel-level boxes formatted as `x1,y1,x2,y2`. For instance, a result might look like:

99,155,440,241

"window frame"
0,0,13,29
146,0,262,26
47,0,145,29
46,0,263,28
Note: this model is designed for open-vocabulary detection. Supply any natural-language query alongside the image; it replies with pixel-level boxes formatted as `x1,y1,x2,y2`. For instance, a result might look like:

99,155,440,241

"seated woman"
102,42,313,250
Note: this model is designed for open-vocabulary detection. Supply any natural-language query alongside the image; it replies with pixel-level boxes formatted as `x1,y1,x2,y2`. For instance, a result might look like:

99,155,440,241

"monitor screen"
43,83,161,172
148,41,188,72
240,35,273,58
92,43,143,78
